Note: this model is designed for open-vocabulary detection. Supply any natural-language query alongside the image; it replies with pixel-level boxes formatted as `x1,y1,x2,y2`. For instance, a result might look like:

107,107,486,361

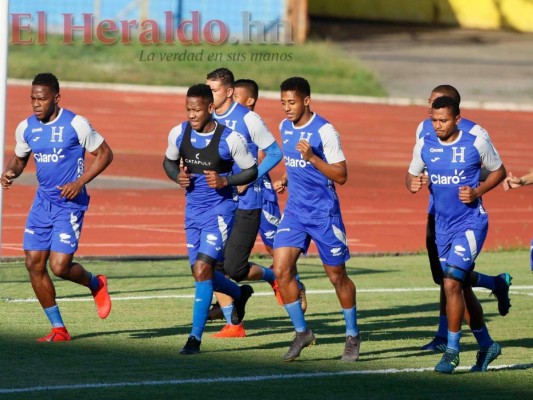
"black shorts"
426,214,443,285
222,208,261,282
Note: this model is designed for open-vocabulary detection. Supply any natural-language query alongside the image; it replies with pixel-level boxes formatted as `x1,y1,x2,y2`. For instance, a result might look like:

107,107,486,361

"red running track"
2,84,532,258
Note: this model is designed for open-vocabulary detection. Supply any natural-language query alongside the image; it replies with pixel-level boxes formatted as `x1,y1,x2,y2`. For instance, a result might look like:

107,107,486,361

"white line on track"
1,363,531,394
4,287,533,303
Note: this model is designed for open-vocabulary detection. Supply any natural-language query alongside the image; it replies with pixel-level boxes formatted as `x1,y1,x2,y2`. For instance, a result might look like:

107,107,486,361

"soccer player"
272,77,360,362
416,85,513,352
0,72,113,341
407,96,506,373
205,68,290,338
163,83,257,355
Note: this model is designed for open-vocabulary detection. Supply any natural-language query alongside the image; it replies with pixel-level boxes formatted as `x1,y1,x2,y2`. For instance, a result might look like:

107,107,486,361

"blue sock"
88,273,100,292
437,315,448,338
190,280,213,340
475,273,496,291
222,305,234,325
261,266,275,284
213,270,241,300
284,300,307,332
447,330,462,352
472,326,493,349
44,305,65,328
342,306,359,337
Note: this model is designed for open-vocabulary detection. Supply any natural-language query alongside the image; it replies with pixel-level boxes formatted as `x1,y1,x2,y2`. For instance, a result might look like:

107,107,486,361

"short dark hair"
432,95,460,117
431,84,461,104
206,68,234,87
186,84,214,102
280,77,310,97
32,72,60,93
234,79,259,101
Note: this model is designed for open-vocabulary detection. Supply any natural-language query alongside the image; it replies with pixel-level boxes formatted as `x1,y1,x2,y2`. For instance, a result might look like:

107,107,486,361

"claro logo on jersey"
284,155,309,168
34,148,65,163
430,169,466,185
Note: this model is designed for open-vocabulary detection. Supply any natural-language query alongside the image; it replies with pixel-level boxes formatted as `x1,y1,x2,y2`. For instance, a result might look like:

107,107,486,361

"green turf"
1,251,531,399
8,36,386,96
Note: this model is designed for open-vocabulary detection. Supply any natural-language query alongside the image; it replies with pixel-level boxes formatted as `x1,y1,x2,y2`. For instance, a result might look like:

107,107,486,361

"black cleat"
180,336,201,355
283,329,316,362
231,284,254,325
341,334,361,362
491,273,512,316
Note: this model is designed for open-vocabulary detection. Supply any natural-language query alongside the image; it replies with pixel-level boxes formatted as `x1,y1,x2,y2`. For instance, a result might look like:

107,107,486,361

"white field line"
3,286,533,303
1,363,531,394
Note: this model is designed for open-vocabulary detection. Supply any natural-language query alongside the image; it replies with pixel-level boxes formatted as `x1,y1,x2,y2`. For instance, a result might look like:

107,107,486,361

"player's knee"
49,260,70,278
226,262,250,282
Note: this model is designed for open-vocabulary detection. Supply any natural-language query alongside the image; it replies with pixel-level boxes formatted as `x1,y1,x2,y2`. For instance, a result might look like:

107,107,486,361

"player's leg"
314,214,359,361
48,207,111,319
467,270,512,316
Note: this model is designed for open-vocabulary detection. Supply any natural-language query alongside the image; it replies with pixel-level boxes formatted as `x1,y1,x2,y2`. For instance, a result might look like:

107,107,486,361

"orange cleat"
37,327,71,342
92,275,112,319
211,323,246,338
269,279,284,306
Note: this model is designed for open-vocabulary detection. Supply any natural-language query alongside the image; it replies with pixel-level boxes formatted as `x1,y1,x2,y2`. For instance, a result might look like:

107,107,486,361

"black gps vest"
179,122,234,174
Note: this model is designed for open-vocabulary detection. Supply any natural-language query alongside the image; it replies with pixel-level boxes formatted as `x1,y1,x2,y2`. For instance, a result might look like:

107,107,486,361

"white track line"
1,363,531,394
4,287,533,303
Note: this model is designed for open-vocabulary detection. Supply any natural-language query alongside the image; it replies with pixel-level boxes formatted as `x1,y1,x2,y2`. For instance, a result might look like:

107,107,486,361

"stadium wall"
308,0,533,32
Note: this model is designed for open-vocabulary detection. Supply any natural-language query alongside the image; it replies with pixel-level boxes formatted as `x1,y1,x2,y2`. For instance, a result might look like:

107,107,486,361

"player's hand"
273,179,287,194
296,140,314,162
204,170,227,189
57,180,83,200
458,185,479,203
502,172,522,191
1,170,16,189
236,184,248,194
178,165,192,188
409,174,428,193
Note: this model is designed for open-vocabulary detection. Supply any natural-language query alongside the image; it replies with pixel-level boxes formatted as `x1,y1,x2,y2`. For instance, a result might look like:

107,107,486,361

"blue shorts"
436,227,487,273
185,213,234,265
273,209,350,266
24,196,85,254
259,199,281,249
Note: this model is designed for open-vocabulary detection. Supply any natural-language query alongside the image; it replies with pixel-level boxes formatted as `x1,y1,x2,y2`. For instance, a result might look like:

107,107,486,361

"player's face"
233,87,253,110
186,96,214,132
31,85,60,122
430,106,461,142
428,91,445,114
280,90,310,126
206,79,233,111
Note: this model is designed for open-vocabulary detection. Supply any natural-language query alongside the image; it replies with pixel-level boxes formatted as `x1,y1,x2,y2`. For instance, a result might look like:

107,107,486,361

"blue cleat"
420,335,447,352
492,273,512,316
435,348,460,374
470,342,501,372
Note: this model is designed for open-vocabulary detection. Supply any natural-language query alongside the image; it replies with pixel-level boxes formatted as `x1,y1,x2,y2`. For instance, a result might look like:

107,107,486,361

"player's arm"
503,171,533,190
1,154,30,189
273,173,288,194
406,139,427,193
245,112,282,178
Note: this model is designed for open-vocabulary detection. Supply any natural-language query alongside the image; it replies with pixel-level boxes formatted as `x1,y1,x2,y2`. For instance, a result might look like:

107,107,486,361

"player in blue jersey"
407,96,506,373
1,73,113,342
272,77,360,362
416,85,512,352
205,68,297,338
163,84,257,355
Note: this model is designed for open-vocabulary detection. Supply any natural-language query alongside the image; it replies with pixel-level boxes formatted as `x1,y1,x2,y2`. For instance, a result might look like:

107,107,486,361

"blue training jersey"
279,113,346,218
165,121,256,217
415,117,496,215
213,102,275,210
14,108,104,209
409,130,502,234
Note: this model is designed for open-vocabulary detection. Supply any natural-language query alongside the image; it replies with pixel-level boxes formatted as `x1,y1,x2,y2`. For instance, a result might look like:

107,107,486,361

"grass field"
8,37,386,96
1,251,532,399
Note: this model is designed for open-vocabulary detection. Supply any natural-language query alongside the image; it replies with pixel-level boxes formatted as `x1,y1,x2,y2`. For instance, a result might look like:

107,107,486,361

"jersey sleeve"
243,111,276,150
415,120,424,142
165,123,184,161
318,123,346,164
474,136,503,171
14,120,31,157
408,139,426,175
469,124,500,157
72,115,105,152
226,131,256,170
